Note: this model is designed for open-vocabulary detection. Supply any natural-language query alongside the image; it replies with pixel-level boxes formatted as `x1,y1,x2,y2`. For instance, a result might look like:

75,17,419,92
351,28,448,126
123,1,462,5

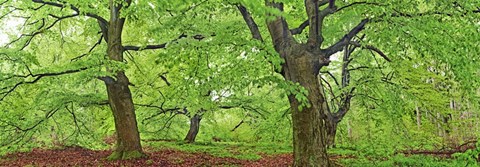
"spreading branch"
71,34,104,61
0,105,60,132
4,0,108,49
290,20,309,35
123,43,168,51
1,66,94,101
319,71,339,86
236,4,263,41
337,2,384,12
372,6,480,23
289,0,329,35
349,41,391,62
123,34,212,51
31,0,108,25
323,18,369,57
5,13,78,49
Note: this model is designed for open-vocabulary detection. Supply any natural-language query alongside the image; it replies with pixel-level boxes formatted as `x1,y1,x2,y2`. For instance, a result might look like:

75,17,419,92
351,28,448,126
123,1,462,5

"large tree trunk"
105,72,145,160
261,0,365,165
104,0,145,160
284,44,332,167
184,114,202,143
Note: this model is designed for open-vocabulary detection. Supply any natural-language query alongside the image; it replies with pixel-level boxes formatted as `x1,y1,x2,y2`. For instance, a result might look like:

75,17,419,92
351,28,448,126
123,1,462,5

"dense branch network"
0,66,94,101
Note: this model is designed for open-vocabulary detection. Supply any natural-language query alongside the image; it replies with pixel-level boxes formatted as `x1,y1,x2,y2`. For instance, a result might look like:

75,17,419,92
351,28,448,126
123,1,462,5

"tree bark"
284,44,332,167
104,0,145,160
184,114,202,143
246,0,366,165
326,120,338,148
263,2,332,164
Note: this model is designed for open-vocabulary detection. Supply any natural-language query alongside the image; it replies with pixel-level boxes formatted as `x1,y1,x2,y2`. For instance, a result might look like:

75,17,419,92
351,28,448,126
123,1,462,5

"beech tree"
0,0,196,159
235,0,479,166
2,0,479,165
236,1,377,165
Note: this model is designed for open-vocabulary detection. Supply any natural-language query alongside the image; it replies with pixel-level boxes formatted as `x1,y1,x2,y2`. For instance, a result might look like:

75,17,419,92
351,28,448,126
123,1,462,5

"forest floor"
0,146,293,166
0,140,474,166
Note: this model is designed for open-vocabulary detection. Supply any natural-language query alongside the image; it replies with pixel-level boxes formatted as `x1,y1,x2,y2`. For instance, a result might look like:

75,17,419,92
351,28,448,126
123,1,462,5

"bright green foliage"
0,0,479,165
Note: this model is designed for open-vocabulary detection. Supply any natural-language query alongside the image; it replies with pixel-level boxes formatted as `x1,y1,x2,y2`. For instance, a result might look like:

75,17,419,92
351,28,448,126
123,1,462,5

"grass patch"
144,140,292,160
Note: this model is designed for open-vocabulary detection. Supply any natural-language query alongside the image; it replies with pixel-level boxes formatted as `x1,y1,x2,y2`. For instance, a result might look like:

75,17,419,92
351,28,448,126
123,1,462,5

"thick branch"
341,45,350,88
333,46,354,122
289,0,329,35
333,87,354,122
290,20,309,35
305,0,321,46
236,4,263,41
31,0,108,25
329,0,335,8
305,0,337,47
265,1,293,53
323,18,369,57
123,43,167,51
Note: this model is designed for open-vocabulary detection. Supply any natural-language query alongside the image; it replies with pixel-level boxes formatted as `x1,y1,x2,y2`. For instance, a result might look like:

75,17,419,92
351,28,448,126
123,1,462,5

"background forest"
0,0,479,166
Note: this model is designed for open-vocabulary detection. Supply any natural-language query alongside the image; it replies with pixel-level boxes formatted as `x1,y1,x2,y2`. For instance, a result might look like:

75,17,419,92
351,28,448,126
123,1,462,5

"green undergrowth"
144,140,292,160
338,154,472,167
145,141,475,166
327,146,475,166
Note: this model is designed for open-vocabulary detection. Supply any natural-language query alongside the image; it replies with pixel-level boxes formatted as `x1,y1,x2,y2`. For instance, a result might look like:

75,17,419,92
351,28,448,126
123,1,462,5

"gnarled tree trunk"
240,0,368,166
184,114,202,143
104,0,145,160
105,72,145,159
283,44,332,167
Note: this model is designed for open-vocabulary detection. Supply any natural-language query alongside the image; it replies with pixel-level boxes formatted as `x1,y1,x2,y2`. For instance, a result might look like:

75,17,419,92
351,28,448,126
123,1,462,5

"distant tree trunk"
103,0,145,160
347,120,353,141
437,112,443,137
184,114,202,143
416,105,421,129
